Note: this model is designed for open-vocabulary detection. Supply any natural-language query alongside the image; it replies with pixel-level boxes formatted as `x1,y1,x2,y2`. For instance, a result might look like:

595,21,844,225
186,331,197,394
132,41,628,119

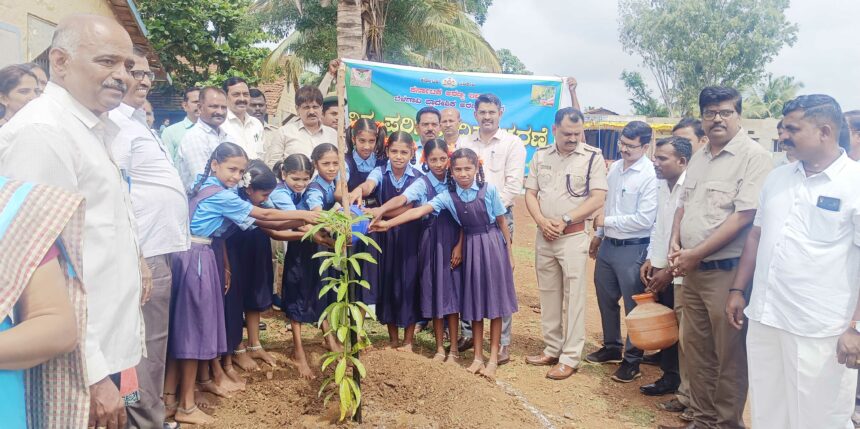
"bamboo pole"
335,59,362,423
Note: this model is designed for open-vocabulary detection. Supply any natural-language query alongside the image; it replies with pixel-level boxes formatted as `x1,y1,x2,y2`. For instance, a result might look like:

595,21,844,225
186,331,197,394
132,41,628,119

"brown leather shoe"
545,363,577,380
525,353,559,366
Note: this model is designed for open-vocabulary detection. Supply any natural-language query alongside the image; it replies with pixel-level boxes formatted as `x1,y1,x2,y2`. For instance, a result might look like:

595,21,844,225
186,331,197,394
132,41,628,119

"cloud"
482,0,860,115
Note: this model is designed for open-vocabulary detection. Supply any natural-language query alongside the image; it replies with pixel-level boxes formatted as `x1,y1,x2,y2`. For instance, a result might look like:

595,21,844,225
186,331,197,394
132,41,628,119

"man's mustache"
103,79,127,93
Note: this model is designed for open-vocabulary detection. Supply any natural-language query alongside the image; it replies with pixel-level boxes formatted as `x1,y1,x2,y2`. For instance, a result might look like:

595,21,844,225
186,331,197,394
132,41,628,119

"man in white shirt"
725,95,860,429
586,121,658,383
0,15,145,427
265,85,337,165
221,77,264,159
109,47,191,428
440,107,462,148
416,106,441,159
249,87,282,169
161,86,200,167
456,93,527,364
639,137,691,402
178,87,233,191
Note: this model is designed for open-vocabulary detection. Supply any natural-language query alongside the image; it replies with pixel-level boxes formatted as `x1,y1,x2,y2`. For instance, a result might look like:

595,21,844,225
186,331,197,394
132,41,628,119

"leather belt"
562,221,586,235
699,257,740,272
605,237,650,246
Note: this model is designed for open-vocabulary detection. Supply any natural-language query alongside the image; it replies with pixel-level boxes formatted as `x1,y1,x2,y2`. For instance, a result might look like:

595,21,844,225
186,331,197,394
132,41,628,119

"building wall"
0,0,114,67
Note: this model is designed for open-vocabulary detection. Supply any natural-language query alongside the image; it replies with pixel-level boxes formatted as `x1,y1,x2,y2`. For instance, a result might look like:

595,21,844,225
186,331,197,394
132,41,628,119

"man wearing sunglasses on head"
524,107,607,380
586,120,658,384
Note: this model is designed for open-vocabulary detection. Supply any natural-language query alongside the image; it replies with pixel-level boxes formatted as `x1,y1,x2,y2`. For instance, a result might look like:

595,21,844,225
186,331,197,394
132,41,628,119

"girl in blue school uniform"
223,160,279,378
370,148,518,380
350,132,424,351
267,154,339,379
164,143,319,425
369,139,463,363
344,119,388,306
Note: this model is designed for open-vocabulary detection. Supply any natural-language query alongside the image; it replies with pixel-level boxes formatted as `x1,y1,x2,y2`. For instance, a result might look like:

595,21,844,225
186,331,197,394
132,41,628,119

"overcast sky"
480,0,860,115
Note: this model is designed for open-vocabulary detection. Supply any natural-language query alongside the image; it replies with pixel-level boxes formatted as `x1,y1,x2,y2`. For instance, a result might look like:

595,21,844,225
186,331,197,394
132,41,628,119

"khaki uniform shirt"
525,142,608,225
261,123,281,168
679,129,772,261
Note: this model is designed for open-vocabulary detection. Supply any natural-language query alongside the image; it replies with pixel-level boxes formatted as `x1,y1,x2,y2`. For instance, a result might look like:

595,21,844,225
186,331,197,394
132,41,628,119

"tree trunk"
337,0,365,60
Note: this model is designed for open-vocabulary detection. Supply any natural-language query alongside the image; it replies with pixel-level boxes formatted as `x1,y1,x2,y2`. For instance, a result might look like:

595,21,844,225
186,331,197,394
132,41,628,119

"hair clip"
350,119,358,128
478,158,484,167
375,120,384,129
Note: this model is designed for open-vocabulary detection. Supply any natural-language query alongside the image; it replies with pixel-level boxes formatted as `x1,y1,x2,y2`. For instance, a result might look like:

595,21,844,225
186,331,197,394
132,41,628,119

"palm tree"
743,74,804,119
255,0,500,83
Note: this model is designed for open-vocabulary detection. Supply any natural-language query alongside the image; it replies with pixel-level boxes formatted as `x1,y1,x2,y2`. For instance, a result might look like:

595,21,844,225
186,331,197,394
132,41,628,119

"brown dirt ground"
189,197,747,428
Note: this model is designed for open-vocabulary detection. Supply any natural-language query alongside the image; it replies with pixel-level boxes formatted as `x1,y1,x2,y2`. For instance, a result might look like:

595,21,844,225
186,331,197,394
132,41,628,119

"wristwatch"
562,214,573,226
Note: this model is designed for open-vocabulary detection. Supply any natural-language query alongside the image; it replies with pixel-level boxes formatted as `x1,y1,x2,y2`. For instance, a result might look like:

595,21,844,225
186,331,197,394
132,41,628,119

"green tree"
743,73,804,119
619,0,798,116
255,0,500,81
621,70,669,117
496,48,531,75
138,0,271,88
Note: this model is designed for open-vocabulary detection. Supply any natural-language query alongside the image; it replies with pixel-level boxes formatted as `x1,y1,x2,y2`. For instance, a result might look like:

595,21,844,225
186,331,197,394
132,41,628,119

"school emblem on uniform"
351,68,372,88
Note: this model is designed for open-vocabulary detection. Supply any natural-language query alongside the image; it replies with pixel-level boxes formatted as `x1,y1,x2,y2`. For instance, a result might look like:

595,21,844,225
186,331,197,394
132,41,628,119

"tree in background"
497,49,531,75
621,70,669,117
254,0,502,85
618,0,798,116
138,0,271,88
743,73,804,119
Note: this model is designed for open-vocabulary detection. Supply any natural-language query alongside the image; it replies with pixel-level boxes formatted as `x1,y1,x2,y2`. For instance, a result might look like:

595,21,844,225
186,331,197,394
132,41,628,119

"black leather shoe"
641,351,662,366
610,361,641,383
457,336,474,352
640,377,679,396
585,347,623,364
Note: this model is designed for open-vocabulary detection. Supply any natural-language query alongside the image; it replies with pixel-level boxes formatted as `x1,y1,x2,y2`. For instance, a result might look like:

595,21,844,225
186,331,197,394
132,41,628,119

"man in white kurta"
726,94,860,429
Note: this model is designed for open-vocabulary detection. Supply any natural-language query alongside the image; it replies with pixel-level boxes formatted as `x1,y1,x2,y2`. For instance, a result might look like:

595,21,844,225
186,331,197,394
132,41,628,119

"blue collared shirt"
306,175,337,210
597,155,658,239
367,161,420,190
402,173,448,205
268,183,308,211
190,175,255,237
352,151,378,173
427,180,506,225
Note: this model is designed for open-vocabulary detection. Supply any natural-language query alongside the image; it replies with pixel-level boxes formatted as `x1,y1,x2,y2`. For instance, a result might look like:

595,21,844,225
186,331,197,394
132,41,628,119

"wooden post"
335,59,362,423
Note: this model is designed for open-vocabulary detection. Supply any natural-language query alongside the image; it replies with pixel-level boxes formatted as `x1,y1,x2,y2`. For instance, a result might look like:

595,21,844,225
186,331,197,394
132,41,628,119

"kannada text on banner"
343,59,563,168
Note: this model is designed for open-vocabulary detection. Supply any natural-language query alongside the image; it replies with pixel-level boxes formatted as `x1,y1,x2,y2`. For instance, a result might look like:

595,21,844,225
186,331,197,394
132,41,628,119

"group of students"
167,118,519,424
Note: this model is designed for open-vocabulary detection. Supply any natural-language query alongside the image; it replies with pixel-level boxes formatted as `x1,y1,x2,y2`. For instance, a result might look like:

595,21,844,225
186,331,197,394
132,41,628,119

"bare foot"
396,343,414,353
444,353,461,367
432,352,446,363
466,359,485,374
221,366,247,392
197,380,232,399
194,391,220,411
325,337,343,353
233,350,260,372
175,405,214,425
292,354,316,380
479,362,498,380
248,345,278,368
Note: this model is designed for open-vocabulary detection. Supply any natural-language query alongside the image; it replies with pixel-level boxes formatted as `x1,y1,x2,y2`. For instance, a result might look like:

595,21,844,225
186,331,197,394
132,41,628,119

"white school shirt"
745,153,860,337
0,82,143,385
596,156,658,240
178,120,233,192
109,103,190,258
221,109,264,159
456,128,526,208
647,172,685,285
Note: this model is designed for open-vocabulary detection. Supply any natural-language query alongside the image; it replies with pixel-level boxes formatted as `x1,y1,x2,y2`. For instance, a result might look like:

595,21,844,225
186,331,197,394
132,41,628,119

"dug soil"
192,198,737,428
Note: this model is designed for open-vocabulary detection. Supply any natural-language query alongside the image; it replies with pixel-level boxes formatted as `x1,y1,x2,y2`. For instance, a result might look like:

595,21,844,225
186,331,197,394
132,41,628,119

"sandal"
432,352,446,362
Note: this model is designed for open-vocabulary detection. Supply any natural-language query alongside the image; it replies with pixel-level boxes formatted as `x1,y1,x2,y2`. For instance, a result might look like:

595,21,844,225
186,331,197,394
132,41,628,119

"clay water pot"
626,293,678,350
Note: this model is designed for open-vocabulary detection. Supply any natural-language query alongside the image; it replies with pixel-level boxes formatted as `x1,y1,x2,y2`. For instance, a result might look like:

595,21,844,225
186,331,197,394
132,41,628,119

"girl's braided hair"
445,148,484,193
189,142,247,197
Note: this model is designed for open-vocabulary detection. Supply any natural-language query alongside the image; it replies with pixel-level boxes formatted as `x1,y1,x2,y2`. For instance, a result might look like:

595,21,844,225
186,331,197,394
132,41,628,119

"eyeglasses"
566,151,597,197
130,70,155,81
702,109,736,120
618,141,644,150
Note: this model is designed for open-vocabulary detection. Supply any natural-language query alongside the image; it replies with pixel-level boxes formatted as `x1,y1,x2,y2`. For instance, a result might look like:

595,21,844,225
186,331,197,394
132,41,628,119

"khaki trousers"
682,267,748,429
535,232,589,367
674,282,691,407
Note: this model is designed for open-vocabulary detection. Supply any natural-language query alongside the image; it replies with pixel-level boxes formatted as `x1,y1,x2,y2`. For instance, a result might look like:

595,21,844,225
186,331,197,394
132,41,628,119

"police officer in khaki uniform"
524,107,608,380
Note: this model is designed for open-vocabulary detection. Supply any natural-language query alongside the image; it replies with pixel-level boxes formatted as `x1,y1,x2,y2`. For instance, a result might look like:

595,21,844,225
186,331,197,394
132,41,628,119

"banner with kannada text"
344,59,564,170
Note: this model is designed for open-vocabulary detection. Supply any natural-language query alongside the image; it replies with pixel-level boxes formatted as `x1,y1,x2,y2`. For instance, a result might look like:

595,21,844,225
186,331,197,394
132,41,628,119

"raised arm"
370,204,434,231
249,206,319,225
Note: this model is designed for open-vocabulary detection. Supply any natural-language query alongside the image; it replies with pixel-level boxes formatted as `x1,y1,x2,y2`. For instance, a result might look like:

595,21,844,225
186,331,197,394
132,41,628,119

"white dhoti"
747,320,857,429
